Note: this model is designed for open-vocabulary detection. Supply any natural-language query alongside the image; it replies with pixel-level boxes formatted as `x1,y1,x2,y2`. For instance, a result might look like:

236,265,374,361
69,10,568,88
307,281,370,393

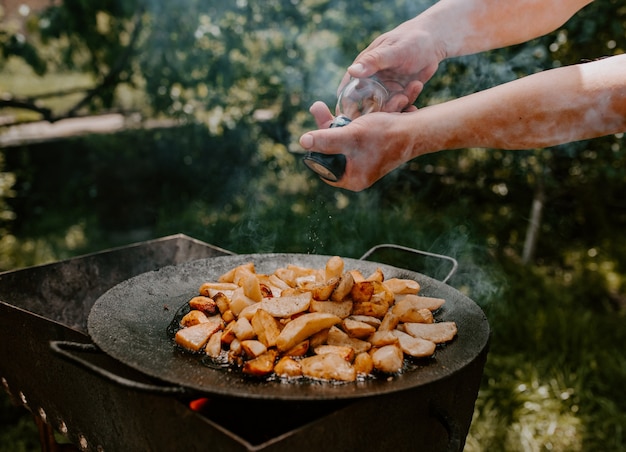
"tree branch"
0,98,53,122
65,7,145,118
1,8,145,126
522,171,546,265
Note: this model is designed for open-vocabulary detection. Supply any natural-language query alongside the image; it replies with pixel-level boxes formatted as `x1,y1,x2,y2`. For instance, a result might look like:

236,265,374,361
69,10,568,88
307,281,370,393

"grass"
466,263,626,451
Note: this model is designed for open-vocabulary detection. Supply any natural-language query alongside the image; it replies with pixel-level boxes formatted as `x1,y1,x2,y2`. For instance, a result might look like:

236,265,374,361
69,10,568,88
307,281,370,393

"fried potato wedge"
229,338,242,355
308,329,329,348
221,309,235,323
276,312,342,352
188,296,219,316
242,349,278,377
348,269,366,283
397,307,434,324
238,292,312,320
255,277,278,298
287,264,323,280
199,282,239,297
309,299,353,318
393,296,441,320
218,262,255,283
371,344,404,374
378,311,400,331
371,281,395,306
268,274,292,292
350,281,375,303
326,326,371,354
383,278,421,295
251,309,281,348
180,309,209,327
353,352,375,375
295,274,318,286
240,340,267,358
229,287,257,316
175,317,223,352
365,268,384,283
351,282,391,318
235,268,263,302
300,353,356,382
205,331,222,358
280,287,306,297
273,268,297,287
300,277,340,301
341,318,376,339
274,356,302,377
400,321,458,344
220,320,237,345
233,316,256,341
313,344,355,362
325,256,344,281
330,271,355,301
212,292,230,315
367,330,399,347
347,315,381,328
351,300,389,318
394,295,445,312
391,330,437,358
284,340,310,357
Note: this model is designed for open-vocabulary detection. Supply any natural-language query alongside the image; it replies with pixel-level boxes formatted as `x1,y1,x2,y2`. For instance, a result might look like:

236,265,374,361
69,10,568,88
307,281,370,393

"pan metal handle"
359,244,458,284
50,340,188,396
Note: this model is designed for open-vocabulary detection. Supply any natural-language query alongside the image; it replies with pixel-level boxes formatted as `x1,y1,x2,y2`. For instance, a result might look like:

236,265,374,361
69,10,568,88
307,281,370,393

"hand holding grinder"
303,77,389,182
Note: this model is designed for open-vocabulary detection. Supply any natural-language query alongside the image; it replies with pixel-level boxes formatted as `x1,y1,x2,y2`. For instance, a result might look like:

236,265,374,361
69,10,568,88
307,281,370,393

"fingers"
299,128,343,156
348,50,386,79
406,80,425,103
382,80,424,112
299,132,315,150
347,62,371,79
416,62,439,87
309,101,334,129
384,93,411,113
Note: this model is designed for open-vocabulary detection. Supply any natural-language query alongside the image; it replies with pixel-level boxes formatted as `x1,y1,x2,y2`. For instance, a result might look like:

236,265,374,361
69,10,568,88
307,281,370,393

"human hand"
339,18,444,112
300,101,418,192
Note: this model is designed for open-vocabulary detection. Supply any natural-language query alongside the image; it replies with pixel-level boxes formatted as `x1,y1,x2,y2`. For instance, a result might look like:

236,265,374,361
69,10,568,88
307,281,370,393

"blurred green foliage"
1,1,626,451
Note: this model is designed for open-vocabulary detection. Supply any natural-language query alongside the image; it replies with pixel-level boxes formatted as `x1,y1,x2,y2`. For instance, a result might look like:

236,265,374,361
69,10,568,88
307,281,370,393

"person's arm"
343,0,593,110
300,54,626,192
409,0,592,59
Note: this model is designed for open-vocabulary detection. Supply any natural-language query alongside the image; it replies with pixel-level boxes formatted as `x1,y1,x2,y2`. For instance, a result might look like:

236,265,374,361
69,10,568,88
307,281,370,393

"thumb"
299,132,315,150
348,61,376,79
309,101,334,128
348,48,390,78
299,129,344,155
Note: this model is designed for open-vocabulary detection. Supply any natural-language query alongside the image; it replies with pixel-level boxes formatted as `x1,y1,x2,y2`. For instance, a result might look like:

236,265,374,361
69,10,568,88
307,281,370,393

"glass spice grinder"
303,77,389,182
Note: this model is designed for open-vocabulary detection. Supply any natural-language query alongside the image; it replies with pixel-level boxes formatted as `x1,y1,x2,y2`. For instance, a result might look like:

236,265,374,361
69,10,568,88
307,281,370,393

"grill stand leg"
34,415,78,452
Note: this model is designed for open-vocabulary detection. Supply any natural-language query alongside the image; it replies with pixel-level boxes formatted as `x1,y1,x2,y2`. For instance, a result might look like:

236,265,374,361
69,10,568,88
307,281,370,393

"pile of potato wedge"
174,256,457,382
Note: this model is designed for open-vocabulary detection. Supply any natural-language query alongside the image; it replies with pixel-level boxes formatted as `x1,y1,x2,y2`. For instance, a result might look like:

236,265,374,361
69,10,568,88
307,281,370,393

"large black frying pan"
86,253,489,401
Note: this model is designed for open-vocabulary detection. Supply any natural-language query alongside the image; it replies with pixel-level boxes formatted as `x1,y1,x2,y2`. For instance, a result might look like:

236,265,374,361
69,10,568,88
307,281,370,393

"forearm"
414,0,593,58
413,55,626,154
